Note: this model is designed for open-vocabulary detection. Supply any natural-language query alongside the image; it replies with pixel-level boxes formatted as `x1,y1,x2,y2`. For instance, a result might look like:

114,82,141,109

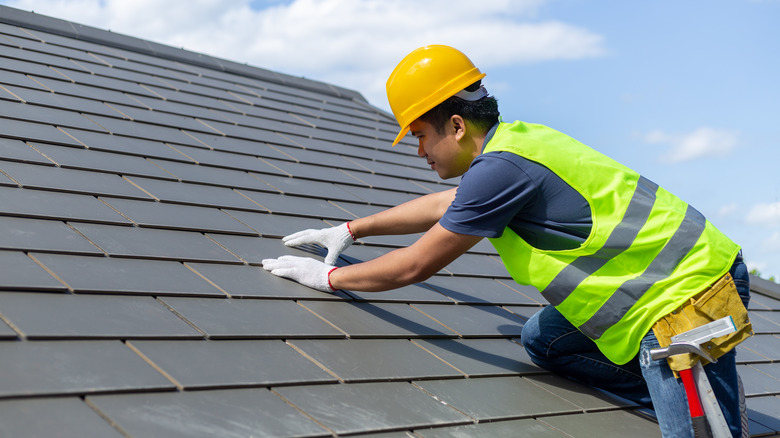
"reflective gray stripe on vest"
543,176,659,306
577,204,707,339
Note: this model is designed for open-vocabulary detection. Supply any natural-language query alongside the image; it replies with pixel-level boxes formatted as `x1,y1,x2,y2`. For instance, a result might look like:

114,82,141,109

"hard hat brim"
391,125,410,147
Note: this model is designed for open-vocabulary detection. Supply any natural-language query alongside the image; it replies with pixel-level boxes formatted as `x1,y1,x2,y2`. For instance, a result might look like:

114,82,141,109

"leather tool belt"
652,273,753,372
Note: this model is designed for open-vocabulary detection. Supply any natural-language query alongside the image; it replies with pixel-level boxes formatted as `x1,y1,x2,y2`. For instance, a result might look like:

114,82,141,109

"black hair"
418,80,500,135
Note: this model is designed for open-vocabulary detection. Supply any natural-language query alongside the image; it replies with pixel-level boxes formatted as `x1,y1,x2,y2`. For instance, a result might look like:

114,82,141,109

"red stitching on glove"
327,267,339,291
346,222,356,241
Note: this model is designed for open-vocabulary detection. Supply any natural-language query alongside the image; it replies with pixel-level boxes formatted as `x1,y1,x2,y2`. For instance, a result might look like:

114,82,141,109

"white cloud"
747,232,780,279
718,203,739,217
746,201,780,227
644,127,739,163
3,0,607,107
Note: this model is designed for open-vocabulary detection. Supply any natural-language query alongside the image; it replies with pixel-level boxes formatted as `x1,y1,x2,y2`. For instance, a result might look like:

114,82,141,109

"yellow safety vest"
485,121,740,364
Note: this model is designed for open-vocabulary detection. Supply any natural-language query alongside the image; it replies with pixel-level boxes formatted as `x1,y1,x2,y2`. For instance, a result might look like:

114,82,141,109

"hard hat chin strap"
454,85,488,101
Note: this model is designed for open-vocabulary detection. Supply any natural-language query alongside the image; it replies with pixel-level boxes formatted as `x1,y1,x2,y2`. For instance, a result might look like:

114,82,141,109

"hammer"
650,316,737,438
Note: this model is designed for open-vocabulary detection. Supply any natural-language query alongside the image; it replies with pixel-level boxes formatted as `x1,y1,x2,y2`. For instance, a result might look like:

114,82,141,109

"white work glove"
282,222,355,265
262,255,338,292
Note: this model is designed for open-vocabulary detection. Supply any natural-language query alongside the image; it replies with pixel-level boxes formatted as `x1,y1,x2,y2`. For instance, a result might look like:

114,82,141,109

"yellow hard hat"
386,45,486,146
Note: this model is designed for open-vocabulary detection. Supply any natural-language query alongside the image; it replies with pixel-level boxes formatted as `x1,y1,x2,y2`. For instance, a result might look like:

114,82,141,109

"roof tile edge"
0,5,368,104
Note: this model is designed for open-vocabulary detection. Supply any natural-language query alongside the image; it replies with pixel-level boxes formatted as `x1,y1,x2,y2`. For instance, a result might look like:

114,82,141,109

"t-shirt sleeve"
439,152,537,238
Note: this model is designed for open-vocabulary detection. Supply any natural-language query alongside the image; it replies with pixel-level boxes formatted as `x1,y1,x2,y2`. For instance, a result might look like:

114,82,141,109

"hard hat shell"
386,45,485,146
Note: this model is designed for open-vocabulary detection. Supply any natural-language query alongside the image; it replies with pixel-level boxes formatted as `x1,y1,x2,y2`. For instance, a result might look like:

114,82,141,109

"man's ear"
450,114,466,141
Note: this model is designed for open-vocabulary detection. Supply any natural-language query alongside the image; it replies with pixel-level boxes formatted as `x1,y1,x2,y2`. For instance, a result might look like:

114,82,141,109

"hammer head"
649,316,737,363
650,341,715,362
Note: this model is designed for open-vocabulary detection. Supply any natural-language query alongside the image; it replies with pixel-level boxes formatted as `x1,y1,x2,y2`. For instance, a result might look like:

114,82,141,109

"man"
262,45,751,437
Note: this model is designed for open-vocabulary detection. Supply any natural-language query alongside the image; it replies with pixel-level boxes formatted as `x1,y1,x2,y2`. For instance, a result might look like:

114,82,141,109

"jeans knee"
520,311,548,364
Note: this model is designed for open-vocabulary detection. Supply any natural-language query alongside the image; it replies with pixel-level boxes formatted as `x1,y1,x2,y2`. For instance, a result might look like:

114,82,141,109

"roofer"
262,45,752,437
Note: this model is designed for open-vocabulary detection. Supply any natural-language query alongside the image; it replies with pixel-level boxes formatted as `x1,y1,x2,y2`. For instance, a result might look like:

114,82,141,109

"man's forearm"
329,222,482,292
349,188,457,239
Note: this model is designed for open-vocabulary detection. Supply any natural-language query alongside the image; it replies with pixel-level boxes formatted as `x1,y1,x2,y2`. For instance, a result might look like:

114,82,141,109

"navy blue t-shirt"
439,128,593,251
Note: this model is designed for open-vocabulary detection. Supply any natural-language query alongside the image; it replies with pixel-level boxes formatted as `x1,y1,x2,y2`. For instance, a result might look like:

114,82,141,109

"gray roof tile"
334,182,421,207
0,96,102,131
82,114,205,146
204,231,325,266
31,253,224,296
0,250,65,290
182,130,300,156
0,137,53,164
299,301,458,338
0,47,70,80
58,127,188,161
159,297,346,339
411,338,542,377
70,223,242,263
31,142,175,179
440,252,510,277
497,278,549,304
186,262,352,300
738,364,780,396
235,189,354,220
0,340,174,397
99,197,258,234
275,381,471,435
88,388,331,438
424,276,537,305
123,176,264,210
253,173,365,202
0,292,202,339
0,72,51,92
165,146,289,176
524,373,638,411
0,160,152,199
0,319,17,339
749,292,780,311
216,210,328,238
739,334,780,361
148,158,279,190
345,282,455,304
415,418,569,437
128,339,338,389
748,311,780,334
410,303,526,338
330,199,388,219
538,410,664,438
0,398,126,438
414,377,581,421
288,338,464,382
745,395,780,434
0,186,131,224
1,117,85,145
0,216,102,255
341,168,431,194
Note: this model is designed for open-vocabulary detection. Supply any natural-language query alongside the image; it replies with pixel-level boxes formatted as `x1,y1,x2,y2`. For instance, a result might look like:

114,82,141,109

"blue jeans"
521,254,749,437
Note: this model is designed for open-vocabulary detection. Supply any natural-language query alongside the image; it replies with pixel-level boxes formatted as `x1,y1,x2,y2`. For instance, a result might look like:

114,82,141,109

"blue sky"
3,0,778,279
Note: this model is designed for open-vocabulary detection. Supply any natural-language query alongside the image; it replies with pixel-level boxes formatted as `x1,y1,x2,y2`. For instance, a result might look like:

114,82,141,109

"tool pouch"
652,273,753,372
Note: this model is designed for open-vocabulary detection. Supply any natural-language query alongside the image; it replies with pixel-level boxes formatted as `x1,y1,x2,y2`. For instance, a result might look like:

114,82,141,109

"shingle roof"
1,5,778,437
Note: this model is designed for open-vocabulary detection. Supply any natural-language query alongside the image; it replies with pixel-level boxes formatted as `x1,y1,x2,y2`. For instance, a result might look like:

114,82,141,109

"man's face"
410,118,474,180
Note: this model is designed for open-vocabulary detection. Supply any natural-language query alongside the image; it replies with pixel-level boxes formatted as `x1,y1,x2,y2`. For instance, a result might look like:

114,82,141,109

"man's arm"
349,188,457,239
264,187,471,292
281,188,458,265
329,222,482,291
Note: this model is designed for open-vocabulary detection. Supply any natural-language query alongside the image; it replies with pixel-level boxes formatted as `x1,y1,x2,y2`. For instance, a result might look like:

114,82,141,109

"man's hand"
282,222,355,265
261,255,337,292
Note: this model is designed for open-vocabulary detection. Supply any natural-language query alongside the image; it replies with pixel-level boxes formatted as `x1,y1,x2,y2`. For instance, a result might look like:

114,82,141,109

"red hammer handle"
680,368,704,417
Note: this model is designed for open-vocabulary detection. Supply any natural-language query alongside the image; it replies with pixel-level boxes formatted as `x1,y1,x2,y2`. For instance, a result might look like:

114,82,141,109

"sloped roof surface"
1,6,779,437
